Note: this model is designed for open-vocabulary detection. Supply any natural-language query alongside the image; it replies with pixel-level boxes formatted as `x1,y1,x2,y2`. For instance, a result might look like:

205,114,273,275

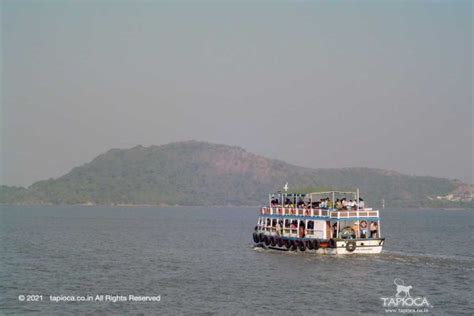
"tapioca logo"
380,279,432,313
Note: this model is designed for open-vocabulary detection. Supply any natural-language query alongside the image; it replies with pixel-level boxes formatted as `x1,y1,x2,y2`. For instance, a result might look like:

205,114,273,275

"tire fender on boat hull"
298,240,306,252
264,236,270,246
270,236,276,247
252,232,259,243
290,240,298,251
346,240,356,252
277,238,284,248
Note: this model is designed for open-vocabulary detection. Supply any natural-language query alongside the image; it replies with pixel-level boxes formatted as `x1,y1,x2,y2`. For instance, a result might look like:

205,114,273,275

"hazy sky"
1,0,472,186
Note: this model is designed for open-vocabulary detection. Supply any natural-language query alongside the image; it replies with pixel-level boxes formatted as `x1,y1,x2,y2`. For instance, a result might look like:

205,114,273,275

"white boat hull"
255,238,384,255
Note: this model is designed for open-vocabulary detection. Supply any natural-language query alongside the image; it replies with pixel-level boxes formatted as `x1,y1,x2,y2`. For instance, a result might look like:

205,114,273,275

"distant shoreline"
0,203,259,208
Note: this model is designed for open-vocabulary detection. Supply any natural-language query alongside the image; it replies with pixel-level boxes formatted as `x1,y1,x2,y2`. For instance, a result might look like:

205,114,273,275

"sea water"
0,206,472,315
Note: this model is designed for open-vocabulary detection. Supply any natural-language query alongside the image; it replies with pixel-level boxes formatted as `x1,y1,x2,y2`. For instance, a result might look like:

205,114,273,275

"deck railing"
329,210,379,218
260,207,378,218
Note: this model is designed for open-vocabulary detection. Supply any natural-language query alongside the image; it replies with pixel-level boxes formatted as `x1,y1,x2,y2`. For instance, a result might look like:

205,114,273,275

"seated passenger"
359,220,368,238
352,222,359,238
335,199,342,210
319,199,326,209
370,221,378,238
349,200,355,210
327,198,333,209
342,198,347,209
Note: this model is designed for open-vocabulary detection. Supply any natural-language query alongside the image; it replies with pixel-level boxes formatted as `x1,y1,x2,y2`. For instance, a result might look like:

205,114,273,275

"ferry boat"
252,189,384,254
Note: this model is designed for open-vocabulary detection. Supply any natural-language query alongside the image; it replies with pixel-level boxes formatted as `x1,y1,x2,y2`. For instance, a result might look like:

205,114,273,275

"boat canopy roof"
271,190,359,197
269,189,363,207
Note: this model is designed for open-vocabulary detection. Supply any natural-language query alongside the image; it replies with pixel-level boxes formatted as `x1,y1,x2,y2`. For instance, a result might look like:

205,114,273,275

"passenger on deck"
327,198,333,209
335,199,342,210
290,221,296,230
297,199,304,207
332,223,338,238
275,221,281,236
359,198,365,209
370,221,378,238
342,198,347,209
271,199,276,207
359,220,368,238
349,200,355,210
299,221,305,238
352,222,359,238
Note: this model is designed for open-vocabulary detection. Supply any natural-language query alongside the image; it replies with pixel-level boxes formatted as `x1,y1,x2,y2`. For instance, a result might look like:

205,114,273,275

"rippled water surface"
0,206,473,315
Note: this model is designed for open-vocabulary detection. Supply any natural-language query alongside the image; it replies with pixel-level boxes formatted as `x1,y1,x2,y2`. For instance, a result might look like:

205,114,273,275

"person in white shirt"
349,200,356,209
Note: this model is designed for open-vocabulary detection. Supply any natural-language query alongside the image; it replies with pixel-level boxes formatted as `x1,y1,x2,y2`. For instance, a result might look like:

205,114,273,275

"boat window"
272,219,277,227
266,218,271,227
284,219,290,228
307,221,314,229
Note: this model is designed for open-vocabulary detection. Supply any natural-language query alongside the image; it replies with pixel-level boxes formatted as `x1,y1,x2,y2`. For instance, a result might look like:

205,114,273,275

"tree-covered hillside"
0,141,471,208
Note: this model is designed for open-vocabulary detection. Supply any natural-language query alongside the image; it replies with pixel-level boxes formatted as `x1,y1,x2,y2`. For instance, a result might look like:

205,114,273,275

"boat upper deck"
263,189,380,220
260,207,379,219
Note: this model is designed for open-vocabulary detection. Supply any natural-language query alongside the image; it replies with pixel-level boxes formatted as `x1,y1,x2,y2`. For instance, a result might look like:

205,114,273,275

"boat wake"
251,244,474,270
375,250,474,271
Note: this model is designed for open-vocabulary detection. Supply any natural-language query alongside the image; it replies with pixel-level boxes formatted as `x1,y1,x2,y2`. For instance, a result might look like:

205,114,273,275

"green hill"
0,141,471,208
